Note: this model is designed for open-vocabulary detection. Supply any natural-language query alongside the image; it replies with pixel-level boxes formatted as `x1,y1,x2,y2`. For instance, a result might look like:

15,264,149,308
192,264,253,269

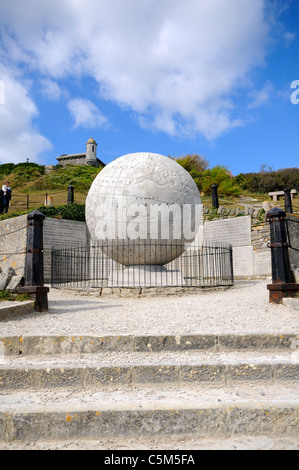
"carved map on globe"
86,152,202,265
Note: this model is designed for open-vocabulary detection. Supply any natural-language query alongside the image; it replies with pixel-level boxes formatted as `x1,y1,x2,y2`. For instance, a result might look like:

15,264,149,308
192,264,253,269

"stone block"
0,267,15,291
232,246,254,277
204,216,251,247
253,250,271,276
6,272,25,292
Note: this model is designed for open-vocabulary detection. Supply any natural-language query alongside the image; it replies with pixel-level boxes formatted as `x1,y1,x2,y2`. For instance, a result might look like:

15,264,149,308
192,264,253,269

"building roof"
57,153,86,159
86,137,97,145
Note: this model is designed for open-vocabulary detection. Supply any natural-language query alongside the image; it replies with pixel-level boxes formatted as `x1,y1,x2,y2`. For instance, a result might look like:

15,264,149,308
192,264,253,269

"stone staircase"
0,334,298,448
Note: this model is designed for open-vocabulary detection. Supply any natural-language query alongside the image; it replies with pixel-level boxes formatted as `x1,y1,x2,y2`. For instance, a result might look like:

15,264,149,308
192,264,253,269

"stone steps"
0,384,298,442
1,333,299,356
0,333,298,445
0,350,298,391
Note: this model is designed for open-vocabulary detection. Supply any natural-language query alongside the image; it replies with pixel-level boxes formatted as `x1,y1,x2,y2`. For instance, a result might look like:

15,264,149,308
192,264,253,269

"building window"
92,146,94,152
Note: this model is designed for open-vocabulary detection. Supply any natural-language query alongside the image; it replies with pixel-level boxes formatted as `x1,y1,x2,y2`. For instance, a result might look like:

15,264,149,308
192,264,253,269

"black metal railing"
51,241,234,289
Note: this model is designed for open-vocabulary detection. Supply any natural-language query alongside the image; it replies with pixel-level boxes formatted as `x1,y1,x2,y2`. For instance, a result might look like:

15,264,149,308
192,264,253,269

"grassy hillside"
0,161,298,221
0,163,101,218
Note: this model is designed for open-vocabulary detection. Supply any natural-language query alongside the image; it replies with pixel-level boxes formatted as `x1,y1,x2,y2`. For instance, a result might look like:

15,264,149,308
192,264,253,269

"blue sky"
0,0,298,175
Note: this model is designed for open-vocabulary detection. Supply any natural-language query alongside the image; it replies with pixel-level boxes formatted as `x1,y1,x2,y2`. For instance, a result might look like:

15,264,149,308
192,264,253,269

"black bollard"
67,185,74,204
266,207,298,303
284,188,293,214
18,210,49,311
211,184,219,209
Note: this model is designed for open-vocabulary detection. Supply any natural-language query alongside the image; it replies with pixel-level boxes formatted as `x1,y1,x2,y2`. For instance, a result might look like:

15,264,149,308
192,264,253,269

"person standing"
2,181,12,213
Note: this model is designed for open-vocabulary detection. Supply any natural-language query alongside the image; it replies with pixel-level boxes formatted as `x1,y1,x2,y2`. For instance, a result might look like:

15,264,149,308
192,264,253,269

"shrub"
175,154,209,174
0,162,45,188
37,203,86,221
234,167,299,193
201,165,240,196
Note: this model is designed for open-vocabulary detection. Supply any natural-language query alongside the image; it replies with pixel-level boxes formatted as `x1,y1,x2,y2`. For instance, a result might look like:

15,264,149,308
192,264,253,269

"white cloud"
0,64,52,163
40,79,66,101
0,0,275,142
248,81,275,109
67,98,108,129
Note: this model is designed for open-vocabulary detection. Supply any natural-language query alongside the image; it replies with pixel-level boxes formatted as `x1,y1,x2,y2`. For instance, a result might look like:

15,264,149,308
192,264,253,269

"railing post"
266,207,299,303
18,210,49,311
67,185,74,204
284,188,293,214
0,189,4,214
211,184,219,209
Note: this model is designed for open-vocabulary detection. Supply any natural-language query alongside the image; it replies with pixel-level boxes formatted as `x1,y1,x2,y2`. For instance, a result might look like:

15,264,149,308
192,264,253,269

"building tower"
85,137,98,166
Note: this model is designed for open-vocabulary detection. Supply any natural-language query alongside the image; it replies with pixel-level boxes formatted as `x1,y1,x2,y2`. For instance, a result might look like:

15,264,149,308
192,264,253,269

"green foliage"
0,291,30,301
0,210,31,221
37,203,86,221
175,156,240,197
0,290,12,301
0,162,45,187
235,167,299,193
0,163,15,176
15,293,30,301
32,164,101,191
175,154,209,174
201,165,240,196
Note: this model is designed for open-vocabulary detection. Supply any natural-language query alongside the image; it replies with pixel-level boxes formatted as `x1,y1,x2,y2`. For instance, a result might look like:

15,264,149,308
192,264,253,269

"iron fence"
51,241,234,289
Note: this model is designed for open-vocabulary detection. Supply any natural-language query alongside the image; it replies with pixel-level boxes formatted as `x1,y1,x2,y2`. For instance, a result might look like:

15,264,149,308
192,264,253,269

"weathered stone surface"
286,214,299,282
0,215,27,276
203,216,251,247
0,267,15,291
6,273,25,292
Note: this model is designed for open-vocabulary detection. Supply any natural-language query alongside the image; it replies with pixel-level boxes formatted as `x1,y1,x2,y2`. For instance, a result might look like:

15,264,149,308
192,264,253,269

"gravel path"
0,280,298,336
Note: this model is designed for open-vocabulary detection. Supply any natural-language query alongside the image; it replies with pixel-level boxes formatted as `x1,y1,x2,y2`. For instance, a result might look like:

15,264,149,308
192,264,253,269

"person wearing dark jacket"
2,181,12,213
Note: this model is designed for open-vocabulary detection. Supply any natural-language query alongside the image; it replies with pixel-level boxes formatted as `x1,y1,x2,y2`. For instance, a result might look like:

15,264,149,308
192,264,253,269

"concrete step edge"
1,333,299,356
0,301,34,320
0,362,298,390
1,396,298,441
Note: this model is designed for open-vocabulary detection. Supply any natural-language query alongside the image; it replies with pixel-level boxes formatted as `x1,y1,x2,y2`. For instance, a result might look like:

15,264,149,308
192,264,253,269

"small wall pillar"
211,184,219,209
266,207,299,303
67,185,74,205
18,210,49,311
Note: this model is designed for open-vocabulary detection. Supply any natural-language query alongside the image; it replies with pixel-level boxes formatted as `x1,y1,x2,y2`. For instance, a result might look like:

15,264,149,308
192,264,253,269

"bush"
0,162,45,187
37,203,86,221
0,163,15,177
175,154,209,174
234,167,299,193
201,165,240,196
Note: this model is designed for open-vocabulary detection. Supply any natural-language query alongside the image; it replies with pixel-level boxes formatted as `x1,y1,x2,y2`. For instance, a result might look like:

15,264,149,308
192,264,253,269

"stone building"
56,137,105,168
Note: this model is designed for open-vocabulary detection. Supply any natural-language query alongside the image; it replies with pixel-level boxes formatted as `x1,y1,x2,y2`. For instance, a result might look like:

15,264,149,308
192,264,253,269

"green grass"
0,291,30,302
30,164,101,191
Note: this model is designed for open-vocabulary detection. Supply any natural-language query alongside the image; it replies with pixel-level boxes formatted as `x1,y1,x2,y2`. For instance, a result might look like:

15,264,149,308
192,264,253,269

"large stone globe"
86,152,201,266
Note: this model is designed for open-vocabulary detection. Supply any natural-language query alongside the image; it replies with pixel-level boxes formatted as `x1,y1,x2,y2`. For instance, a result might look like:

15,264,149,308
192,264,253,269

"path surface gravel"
0,279,298,336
